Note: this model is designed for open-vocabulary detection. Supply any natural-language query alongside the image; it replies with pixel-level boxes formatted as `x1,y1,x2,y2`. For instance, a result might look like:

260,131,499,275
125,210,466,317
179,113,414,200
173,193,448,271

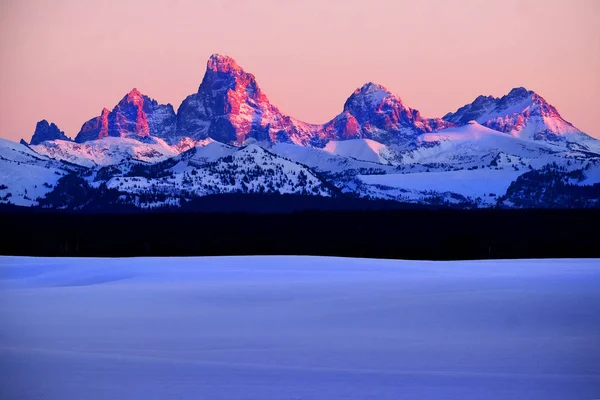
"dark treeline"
1,201,599,260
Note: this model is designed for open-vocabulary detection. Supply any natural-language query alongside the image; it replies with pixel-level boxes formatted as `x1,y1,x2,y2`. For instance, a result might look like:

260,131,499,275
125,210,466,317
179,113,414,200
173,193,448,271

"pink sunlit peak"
207,54,243,74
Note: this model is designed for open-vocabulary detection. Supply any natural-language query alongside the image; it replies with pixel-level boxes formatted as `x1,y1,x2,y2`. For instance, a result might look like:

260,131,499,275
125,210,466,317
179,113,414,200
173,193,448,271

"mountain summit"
175,55,453,147
74,89,176,143
25,54,594,153
443,87,586,143
336,82,453,144
29,120,71,145
175,54,323,146
4,54,600,210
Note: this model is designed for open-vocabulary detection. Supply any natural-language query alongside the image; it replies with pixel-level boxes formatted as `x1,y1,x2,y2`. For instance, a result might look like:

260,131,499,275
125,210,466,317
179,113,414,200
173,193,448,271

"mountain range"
1,54,599,210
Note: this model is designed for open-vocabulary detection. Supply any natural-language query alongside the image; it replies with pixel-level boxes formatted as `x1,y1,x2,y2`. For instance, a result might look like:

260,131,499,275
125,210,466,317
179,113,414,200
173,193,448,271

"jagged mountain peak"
443,87,583,141
344,82,398,111
500,87,554,111
176,54,289,145
122,88,145,102
128,87,143,97
34,53,592,153
474,94,494,101
6,54,600,210
339,82,453,143
199,53,264,101
207,54,244,74
74,89,176,143
37,119,52,129
354,82,393,96
175,54,457,147
506,86,533,98
117,88,167,109
446,87,545,119
29,119,71,145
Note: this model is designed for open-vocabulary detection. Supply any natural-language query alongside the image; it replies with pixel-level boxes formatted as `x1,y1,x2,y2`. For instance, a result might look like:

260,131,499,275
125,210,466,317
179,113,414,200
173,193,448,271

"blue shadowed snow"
0,256,599,400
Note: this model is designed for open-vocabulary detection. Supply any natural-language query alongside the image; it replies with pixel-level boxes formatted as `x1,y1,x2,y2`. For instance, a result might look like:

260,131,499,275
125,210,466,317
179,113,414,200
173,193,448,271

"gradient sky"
1,0,599,141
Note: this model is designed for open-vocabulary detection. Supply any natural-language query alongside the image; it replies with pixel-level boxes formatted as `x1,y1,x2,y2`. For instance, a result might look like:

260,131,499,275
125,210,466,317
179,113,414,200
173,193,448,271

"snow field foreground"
1,256,599,400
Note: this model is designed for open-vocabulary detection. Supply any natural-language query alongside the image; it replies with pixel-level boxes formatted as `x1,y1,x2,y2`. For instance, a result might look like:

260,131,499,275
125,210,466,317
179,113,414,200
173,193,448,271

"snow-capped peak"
176,54,307,146
74,89,176,144
342,82,399,114
17,53,597,169
206,54,244,75
443,87,586,143
339,82,453,144
348,81,394,100
353,82,393,96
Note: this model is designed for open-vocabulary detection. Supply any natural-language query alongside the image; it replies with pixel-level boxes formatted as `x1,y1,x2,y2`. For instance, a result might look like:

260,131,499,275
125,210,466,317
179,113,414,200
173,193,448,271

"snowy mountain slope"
0,137,53,163
6,126,599,210
358,169,524,206
172,140,237,168
0,138,73,206
98,145,332,207
270,142,398,174
30,136,180,167
0,137,80,170
443,87,596,149
2,53,600,209
345,122,600,205
0,160,66,206
402,121,569,169
323,138,394,164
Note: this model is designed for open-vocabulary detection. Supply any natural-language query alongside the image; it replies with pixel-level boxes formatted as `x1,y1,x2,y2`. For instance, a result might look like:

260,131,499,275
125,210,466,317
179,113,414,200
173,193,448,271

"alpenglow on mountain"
175,55,455,147
1,54,599,210
74,88,177,143
443,87,588,144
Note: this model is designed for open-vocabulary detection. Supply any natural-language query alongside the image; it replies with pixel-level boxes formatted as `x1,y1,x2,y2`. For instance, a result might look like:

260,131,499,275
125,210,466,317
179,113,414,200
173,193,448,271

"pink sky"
0,0,598,141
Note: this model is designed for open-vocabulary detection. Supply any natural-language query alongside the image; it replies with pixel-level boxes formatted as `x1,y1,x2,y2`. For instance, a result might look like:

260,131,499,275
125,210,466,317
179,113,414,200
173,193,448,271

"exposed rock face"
175,54,315,145
56,55,594,151
175,55,451,147
29,120,71,145
443,87,585,142
326,82,454,145
74,89,176,143
76,108,110,143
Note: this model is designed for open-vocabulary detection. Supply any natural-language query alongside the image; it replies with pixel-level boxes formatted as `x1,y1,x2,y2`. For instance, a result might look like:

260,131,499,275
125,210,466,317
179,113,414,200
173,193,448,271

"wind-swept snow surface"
1,256,599,400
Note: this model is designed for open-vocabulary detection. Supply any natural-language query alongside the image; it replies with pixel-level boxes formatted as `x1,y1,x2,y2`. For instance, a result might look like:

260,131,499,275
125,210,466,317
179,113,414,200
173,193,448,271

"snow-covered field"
1,256,599,400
